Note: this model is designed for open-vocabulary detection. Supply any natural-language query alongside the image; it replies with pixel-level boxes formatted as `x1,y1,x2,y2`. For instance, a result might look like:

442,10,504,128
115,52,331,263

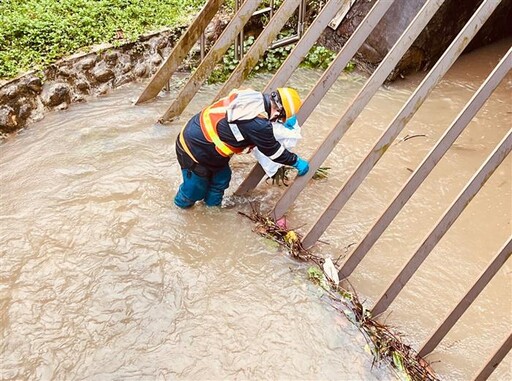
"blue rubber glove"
293,156,309,176
283,115,297,130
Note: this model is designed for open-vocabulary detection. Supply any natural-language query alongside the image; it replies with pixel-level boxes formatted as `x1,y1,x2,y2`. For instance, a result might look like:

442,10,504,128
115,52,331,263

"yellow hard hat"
276,87,302,119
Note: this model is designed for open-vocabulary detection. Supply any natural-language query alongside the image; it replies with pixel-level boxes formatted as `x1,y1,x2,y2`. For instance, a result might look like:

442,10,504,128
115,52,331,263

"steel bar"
235,0,394,195
302,0,501,249
298,0,306,37
253,7,273,17
200,32,206,61
473,332,512,381
272,0,445,219
234,0,241,60
419,238,512,357
269,35,301,49
160,0,262,122
264,0,346,92
237,0,245,61
371,129,512,317
213,0,301,101
297,0,397,126
135,0,224,105
339,46,512,278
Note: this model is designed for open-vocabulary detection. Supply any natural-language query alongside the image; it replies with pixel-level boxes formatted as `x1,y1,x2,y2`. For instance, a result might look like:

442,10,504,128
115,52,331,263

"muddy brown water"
1,39,510,380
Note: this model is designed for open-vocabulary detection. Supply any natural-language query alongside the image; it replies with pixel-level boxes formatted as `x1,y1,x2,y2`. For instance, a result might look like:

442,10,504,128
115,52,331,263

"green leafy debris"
313,167,330,180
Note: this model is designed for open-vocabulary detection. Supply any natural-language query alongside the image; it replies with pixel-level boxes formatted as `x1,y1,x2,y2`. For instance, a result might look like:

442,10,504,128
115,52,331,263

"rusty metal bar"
200,32,206,61
301,0,505,249
160,0,263,122
473,332,512,381
339,46,512,278
234,0,242,60
235,0,395,195
419,238,512,357
271,0,445,220
264,0,347,92
213,0,301,101
298,0,396,125
135,0,224,105
371,129,512,317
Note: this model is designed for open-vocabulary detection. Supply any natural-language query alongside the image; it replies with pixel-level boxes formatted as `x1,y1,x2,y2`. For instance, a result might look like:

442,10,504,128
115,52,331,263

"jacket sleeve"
239,118,298,166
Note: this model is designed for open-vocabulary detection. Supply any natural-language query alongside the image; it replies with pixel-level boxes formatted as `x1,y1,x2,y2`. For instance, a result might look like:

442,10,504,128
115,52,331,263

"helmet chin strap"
270,92,285,122
269,110,285,123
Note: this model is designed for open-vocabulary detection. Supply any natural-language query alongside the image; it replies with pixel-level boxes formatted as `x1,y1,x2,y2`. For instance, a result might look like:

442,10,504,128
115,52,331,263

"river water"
1,39,510,380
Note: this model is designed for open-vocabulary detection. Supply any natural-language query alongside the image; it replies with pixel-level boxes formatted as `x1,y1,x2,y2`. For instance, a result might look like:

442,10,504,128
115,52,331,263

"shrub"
207,32,351,84
0,0,204,78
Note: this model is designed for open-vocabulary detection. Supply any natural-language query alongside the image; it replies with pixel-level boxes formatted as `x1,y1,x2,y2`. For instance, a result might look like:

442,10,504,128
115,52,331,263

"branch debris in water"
266,166,331,187
239,204,439,381
312,166,330,180
238,203,324,265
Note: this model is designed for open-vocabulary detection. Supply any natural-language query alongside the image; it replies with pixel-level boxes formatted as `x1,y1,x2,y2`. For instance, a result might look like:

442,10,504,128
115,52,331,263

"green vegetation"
0,0,205,78
1,0,353,82
208,32,349,84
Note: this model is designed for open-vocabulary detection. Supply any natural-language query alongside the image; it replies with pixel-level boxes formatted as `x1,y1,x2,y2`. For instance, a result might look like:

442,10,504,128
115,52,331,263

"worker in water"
174,87,309,208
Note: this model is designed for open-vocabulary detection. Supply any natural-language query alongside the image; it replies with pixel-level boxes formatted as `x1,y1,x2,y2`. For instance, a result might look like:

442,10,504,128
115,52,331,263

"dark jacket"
180,94,297,171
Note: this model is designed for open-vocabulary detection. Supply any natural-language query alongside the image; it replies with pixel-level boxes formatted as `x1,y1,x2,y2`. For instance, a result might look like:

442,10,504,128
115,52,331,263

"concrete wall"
318,0,512,79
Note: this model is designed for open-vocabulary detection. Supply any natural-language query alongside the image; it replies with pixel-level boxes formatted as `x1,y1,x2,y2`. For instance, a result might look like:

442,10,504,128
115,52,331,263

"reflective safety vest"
199,92,245,158
180,90,267,162
200,90,268,158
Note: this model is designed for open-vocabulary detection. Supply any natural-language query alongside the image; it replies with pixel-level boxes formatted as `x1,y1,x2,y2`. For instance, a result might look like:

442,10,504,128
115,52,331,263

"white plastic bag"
253,118,302,177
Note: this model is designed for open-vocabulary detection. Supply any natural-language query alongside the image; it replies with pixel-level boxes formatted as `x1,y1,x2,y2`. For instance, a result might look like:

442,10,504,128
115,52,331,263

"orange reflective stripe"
199,93,244,158
201,106,234,157
200,104,226,142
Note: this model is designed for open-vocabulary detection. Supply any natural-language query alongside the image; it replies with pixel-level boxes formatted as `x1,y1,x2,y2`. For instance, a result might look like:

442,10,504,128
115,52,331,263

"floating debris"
266,166,331,187
318,277,439,381
239,204,439,381
313,166,331,180
268,166,291,186
239,203,323,264
323,257,339,285
275,216,288,230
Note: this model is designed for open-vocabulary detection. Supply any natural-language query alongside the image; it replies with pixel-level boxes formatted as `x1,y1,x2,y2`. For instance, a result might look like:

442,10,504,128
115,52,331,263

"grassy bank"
1,0,344,84
0,0,205,79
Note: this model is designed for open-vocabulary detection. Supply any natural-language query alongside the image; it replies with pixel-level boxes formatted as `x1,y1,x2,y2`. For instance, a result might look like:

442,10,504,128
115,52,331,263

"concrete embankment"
320,0,512,78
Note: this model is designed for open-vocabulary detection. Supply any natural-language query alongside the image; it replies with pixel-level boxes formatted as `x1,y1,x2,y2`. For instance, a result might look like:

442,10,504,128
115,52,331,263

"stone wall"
0,28,187,139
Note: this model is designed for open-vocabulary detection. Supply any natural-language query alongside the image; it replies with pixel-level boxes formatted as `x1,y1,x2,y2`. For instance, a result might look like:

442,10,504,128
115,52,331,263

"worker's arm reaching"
235,118,301,166
236,117,309,176
251,115,309,177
